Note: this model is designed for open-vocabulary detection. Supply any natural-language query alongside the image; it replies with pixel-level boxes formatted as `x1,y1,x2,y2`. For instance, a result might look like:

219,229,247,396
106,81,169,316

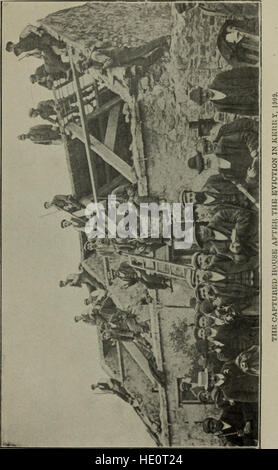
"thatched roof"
39,2,171,53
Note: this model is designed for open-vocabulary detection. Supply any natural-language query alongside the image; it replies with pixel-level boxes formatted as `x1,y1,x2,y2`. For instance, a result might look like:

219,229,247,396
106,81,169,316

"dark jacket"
209,67,259,115
27,124,60,145
213,118,258,181
201,174,252,209
217,19,259,67
207,206,259,257
218,403,258,446
213,319,259,360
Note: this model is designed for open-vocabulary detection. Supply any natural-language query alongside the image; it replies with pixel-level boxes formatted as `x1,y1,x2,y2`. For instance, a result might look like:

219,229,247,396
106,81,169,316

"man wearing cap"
18,124,61,145
189,66,259,116
30,99,57,124
202,402,258,446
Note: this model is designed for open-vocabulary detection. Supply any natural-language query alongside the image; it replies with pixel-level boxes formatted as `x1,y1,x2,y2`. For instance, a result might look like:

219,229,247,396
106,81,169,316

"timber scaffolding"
39,21,148,197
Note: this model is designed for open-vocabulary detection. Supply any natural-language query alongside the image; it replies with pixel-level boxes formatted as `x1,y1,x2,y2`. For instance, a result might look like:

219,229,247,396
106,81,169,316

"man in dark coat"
6,25,65,57
18,124,61,145
44,194,82,213
189,67,259,116
215,363,259,403
217,19,259,67
197,318,259,361
195,205,259,260
89,36,170,70
30,99,57,124
192,250,257,272
189,118,259,184
180,174,255,210
203,402,258,446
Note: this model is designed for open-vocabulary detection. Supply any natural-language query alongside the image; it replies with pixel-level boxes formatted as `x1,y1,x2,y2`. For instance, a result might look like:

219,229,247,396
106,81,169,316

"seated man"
195,118,259,186
189,66,259,116
180,174,255,210
202,402,258,446
234,345,259,377
88,36,170,70
195,318,258,362
213,365,259,403
217,19,259,67
194,205,259,261
18,124,61,145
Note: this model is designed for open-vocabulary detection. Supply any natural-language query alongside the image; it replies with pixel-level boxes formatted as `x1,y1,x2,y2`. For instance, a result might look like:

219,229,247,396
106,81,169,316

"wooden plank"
122,342,157,385
116,342,125,383
94,82,112,183
68,122,137,184
86,96,122,123
104,103,121,151
68,48,98,204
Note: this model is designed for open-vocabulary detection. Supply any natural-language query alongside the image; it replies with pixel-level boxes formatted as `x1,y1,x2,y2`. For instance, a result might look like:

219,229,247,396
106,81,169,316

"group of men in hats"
176,8,260,446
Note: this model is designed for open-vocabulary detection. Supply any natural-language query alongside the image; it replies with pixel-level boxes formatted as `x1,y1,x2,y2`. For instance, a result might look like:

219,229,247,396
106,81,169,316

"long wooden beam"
68,48,98,204
68,122,137,184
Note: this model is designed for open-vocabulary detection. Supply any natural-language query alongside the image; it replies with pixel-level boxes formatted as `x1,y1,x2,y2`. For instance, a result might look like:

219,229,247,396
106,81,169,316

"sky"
2,1,154,447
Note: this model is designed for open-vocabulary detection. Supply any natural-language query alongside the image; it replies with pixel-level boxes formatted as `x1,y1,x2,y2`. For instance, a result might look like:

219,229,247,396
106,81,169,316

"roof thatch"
39,2,171,53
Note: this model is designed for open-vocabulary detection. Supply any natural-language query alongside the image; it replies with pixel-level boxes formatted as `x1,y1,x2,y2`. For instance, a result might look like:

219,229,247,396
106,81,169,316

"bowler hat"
191,252,201,269
189,86,204,106
188,152,204,174
194,223,205,248
202,417,213,434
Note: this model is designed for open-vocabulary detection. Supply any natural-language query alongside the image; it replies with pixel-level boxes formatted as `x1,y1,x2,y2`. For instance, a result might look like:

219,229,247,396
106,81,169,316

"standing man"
189,66,259,115
29,99,58,124
18,125,61,145
44,194,83,213
6,25,65,57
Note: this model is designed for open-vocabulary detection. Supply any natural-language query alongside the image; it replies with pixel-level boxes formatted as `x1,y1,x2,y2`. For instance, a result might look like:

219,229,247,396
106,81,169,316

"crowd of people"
175,3,260,447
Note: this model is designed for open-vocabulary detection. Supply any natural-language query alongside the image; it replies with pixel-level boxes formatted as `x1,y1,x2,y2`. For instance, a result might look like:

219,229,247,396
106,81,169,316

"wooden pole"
68,47,98,204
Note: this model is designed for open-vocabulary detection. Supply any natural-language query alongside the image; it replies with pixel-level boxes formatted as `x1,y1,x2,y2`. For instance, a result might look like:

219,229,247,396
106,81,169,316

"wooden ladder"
125,253,193,283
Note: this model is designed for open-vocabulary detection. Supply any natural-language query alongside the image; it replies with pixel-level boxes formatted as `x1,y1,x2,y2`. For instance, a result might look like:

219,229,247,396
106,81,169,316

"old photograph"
2,1,262,448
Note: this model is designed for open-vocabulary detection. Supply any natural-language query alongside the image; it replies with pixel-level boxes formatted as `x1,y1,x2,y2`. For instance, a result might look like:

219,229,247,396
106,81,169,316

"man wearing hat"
192,251,259,285
195,282,258,309
44,194,82,213
202,402,258,446
217,19,259,67
181,175,253,210
6,25,65,58
30,99,57,124
189,66,259,116
187,124,259,185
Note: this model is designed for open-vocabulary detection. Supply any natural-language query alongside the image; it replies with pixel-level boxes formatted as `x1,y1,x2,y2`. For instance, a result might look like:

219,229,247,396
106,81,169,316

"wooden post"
68,47,98,204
